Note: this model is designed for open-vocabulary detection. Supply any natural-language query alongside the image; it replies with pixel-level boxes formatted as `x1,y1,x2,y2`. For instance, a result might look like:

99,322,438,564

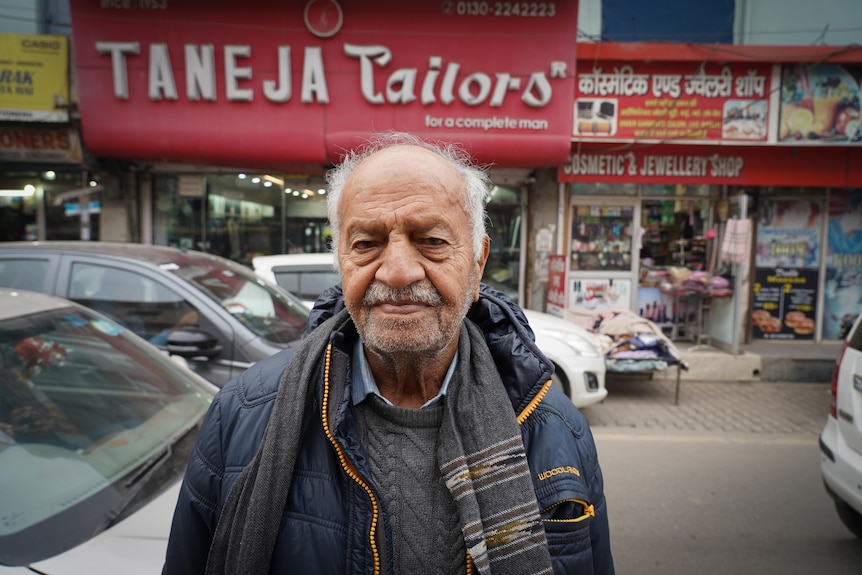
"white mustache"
362,281,443,306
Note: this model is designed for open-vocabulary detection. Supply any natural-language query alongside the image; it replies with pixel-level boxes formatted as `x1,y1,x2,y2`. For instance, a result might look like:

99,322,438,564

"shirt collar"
351,338,457,409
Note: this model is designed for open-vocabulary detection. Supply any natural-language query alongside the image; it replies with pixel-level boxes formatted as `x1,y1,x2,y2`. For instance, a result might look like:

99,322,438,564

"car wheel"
835,500,862,540
551,365,570,399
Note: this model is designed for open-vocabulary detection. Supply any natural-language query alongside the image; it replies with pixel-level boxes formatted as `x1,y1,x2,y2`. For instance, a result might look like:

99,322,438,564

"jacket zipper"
517,378,553,424
320,344,382,575
541,498,596,523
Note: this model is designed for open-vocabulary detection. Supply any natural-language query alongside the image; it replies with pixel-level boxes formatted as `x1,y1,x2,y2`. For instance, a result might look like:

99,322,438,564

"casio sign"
22,39,61,50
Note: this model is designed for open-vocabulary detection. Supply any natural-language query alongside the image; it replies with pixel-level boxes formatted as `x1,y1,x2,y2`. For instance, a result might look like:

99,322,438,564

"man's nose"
375,239,425,289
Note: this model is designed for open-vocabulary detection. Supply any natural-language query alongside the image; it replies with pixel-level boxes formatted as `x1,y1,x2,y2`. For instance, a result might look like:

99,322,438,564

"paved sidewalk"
581,376,832,435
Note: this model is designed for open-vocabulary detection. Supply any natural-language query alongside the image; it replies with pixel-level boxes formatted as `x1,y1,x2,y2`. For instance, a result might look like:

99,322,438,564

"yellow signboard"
0,33,69,122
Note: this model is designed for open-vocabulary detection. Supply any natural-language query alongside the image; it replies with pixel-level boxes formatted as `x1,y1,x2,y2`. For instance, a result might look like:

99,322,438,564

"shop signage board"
557,145,852,187
778,64,862,144
0,34,70,122
573,61,771,143
0,126,82,163
67,0,578,168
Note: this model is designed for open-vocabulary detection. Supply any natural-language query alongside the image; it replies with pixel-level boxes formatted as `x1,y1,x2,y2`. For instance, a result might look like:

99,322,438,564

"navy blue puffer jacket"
163,284,614,574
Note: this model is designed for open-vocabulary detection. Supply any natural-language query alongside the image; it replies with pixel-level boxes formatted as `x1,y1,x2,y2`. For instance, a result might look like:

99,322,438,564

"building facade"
2,0,860,347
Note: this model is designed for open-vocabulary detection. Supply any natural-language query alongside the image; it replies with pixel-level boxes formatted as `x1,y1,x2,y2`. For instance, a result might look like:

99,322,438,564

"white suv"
821,312,862,539
252,253,608,408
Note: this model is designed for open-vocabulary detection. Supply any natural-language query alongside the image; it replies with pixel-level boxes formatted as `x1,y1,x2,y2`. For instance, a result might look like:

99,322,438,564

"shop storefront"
0,34,99,243
65,0,580,303
555,42,862,345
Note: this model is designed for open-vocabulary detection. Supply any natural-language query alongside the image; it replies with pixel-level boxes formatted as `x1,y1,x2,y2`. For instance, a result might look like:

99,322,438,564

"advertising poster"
0,34,69,122
755,198,822,269
573,61,771,142
568,278,631,315
752,268,818,340
778,64,862,144
823,189,862,339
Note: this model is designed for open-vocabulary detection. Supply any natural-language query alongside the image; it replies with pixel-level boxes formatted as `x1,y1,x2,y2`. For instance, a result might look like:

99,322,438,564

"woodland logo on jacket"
537,466,580,481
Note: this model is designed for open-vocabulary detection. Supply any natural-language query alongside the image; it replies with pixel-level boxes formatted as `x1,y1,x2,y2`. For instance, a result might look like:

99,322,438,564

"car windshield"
0,304,213,566
162,256,309,344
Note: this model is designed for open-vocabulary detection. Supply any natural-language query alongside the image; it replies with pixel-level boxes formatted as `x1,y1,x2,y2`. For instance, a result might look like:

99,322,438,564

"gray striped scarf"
440,320,553,574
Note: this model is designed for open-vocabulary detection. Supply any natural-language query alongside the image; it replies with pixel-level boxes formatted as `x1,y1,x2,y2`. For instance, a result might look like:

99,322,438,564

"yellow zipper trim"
541,498,596,523
516,378,553,424
320,344,382,575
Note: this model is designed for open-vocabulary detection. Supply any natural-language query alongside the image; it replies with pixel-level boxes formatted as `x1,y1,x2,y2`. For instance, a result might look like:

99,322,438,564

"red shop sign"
573,61,772,143
558,145,850,187
68,0,578,168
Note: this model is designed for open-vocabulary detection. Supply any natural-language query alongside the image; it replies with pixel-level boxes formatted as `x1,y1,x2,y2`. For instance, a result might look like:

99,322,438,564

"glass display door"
566,200,639,325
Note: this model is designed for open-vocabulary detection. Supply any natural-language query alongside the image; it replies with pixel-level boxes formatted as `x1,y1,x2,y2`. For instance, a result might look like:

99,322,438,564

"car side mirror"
166,326,222,359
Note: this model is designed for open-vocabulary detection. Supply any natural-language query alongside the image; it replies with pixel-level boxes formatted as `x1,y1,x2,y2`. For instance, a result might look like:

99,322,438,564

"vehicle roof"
0,288,75,321
252,252,335,267
0,241,230,267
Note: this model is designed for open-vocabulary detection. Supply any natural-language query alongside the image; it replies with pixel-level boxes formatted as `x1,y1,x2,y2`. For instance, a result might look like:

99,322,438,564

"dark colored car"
0,242,309,387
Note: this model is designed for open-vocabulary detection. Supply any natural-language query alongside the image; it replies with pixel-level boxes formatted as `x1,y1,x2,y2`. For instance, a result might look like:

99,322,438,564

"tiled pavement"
580,376,832,436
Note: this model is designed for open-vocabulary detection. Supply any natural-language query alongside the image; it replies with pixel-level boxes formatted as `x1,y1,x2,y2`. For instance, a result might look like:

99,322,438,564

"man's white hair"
325,132,491,266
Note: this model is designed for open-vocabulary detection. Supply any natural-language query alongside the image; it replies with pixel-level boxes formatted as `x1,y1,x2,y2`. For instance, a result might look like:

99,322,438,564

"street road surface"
582,377,862,575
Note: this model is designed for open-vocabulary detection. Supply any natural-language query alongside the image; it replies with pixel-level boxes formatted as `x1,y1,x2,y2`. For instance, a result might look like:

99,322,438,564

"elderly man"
163,132,614,575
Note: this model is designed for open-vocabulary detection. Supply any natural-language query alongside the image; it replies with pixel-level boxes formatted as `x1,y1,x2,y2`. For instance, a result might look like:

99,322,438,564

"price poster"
752,268,819,340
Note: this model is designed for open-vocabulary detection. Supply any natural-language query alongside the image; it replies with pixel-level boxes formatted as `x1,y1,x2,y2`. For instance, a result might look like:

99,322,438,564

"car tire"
835,500,862,540
551,365,570,399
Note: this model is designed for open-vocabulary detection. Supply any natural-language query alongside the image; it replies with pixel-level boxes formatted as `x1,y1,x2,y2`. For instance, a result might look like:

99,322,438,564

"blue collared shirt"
351,338,457,409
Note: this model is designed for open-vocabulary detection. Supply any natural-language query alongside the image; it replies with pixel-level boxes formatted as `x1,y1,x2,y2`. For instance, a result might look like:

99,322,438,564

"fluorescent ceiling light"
0,185,36,197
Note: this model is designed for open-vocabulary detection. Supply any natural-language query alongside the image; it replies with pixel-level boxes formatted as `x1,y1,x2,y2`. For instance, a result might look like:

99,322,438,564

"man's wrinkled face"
337,145,488,358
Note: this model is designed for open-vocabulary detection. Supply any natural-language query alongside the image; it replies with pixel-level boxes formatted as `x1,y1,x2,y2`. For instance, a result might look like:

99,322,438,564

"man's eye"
352,241,375,250
422,238,445,246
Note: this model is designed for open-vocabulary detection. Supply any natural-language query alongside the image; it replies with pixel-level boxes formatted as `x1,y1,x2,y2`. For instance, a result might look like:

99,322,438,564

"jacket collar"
305,283,554,414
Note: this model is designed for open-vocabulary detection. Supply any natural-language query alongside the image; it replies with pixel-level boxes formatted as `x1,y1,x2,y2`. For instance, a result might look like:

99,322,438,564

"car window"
0,258,49,292
68,263,200,345
169,260,309,344
0,304,212,566
849,316,862,352
273,269,341,301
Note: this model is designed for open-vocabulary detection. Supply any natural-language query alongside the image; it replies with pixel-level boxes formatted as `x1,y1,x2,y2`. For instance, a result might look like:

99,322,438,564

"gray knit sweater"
355,395,466,575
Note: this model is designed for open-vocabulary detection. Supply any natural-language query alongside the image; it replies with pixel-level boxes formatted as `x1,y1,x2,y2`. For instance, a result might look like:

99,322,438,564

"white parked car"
252,253,608,408
821,312,862,539
0,288,216,574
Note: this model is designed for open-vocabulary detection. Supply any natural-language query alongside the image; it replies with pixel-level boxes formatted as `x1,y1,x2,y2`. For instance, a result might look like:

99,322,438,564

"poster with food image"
778,64,862,143
752,268,818,340
722,100,767,139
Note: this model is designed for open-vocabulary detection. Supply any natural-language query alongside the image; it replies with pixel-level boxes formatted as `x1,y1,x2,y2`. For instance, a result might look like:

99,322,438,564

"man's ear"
473,235,491,301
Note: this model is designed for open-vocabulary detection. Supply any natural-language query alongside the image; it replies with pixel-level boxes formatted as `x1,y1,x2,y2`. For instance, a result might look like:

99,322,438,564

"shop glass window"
569,182,637,196
642,184,711,197
483,185,522,302
153,175,203,252
570,204,634,272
